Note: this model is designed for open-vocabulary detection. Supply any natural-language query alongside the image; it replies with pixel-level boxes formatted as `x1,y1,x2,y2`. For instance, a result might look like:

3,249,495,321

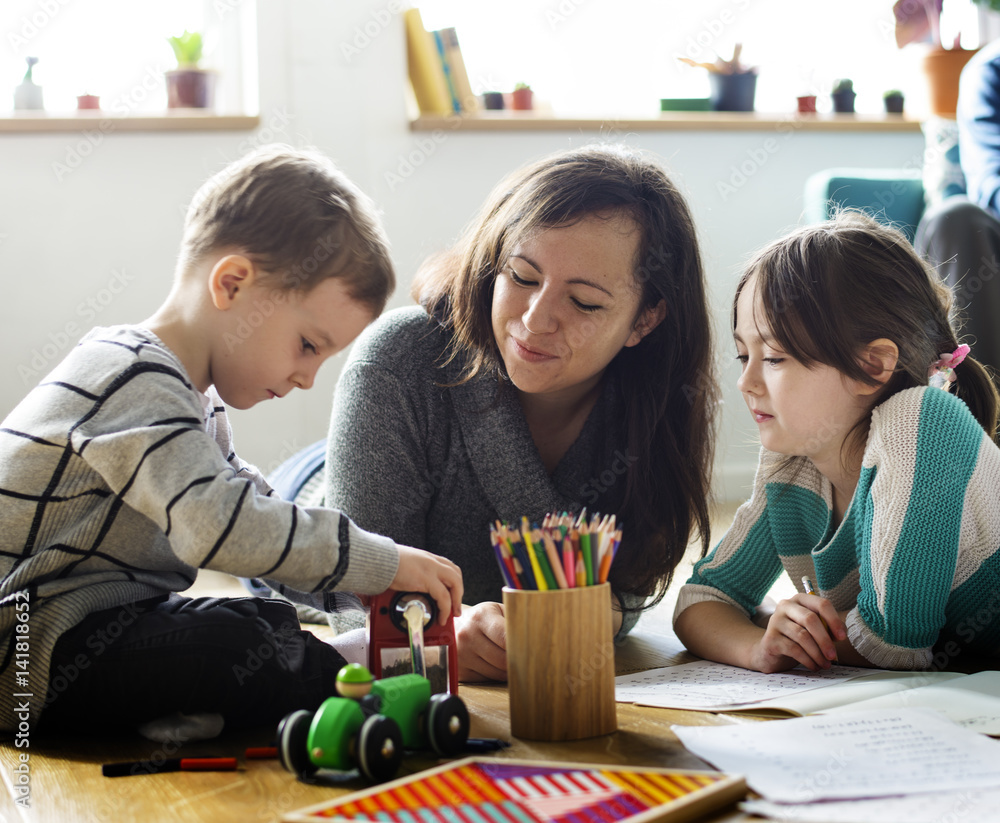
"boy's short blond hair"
180,144,394,313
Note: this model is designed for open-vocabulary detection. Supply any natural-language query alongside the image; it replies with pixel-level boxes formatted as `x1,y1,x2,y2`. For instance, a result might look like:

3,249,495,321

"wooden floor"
0,503,752,823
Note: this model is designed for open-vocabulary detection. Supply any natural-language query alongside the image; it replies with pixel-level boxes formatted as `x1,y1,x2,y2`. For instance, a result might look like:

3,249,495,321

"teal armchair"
803,168,926,242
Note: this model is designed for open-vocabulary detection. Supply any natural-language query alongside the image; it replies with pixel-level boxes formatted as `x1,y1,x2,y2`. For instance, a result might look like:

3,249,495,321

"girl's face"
491,212,663,403
733,276,870,472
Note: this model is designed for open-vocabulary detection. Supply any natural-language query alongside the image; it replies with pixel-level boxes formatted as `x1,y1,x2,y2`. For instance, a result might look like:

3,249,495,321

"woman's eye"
735,354,748,365
763,357,785,366
572,299,602,313
508,267,534,286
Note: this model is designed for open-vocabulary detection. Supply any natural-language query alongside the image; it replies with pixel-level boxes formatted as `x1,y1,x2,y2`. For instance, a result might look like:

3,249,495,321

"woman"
326,143,719,680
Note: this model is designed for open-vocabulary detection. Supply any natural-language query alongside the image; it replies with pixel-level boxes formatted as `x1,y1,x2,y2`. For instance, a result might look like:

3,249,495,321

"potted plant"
165,29,215,110
894,0,1000,116
831,78,856,113
796,94,817,114
482,91,505,110
680,44,758,112
883,89,905,114
511,82,533,110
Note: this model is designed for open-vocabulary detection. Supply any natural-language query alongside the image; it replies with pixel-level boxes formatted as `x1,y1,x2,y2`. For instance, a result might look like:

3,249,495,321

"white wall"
0,0,926,501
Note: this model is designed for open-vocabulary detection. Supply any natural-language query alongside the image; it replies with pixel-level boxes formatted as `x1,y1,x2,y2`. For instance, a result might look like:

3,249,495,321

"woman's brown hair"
414,143,719,603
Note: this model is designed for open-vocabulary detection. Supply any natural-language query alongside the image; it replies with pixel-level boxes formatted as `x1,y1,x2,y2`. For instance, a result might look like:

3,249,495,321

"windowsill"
410,111,924,133
0,111,261,133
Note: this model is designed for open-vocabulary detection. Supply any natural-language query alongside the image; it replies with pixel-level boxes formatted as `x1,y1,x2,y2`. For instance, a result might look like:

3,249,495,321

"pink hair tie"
928,344,970,390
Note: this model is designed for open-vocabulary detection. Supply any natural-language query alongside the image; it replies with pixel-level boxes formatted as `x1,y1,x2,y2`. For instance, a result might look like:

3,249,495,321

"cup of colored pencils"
497,510,619,741
489,509,621,591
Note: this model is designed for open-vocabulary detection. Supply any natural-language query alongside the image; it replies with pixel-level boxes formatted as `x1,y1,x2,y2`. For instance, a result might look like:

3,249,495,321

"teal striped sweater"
675,386,1000,669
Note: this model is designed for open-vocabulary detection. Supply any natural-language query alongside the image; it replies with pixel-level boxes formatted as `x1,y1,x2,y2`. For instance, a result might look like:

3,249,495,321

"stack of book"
403,7,478,115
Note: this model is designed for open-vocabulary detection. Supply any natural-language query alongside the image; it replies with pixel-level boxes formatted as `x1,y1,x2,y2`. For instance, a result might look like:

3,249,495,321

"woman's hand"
390,546,464,626
455,602,507,681
750,593,846,672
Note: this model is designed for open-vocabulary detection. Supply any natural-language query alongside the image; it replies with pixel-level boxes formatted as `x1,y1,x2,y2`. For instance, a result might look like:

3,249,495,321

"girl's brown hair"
734,209,999,451
414,143,719,602
180,144,394,314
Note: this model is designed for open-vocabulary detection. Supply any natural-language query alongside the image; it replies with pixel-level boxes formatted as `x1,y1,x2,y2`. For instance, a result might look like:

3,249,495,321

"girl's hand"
751,593,846,672
455,602,507,682
390,546,464,625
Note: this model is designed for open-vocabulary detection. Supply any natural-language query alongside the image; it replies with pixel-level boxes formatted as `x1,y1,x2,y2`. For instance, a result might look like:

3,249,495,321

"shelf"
0,112,261,133
410,111,924,133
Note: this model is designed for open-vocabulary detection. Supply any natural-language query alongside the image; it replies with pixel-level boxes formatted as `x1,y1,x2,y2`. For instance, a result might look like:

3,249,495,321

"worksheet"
741,786,1000,823
614,659,871,710
672,707,1000,804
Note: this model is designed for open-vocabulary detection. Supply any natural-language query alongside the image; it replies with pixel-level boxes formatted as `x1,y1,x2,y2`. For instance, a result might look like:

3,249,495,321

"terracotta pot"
511,87,533,110
923,48,978,117
76,94,100,110
796,95,817,113
165,69,215,109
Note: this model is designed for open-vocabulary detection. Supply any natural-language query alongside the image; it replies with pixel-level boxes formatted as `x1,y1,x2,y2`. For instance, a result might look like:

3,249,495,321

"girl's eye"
763,357,785,366
735,354,748,365
302,338,318,354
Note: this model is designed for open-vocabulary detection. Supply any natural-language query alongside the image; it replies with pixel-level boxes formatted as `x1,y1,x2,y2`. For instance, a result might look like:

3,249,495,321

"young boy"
0,145,462,736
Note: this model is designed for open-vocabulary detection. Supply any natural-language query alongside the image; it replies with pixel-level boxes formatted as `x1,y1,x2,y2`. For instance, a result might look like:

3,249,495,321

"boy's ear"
856,338,899,395
625,299,667,347
208,254,257,310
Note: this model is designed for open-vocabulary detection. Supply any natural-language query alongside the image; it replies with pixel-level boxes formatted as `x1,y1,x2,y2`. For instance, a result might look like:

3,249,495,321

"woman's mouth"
512,338,557,363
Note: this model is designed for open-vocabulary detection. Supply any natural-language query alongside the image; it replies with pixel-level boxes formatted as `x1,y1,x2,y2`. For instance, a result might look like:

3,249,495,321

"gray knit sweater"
326,306,645,638
0,326,398,732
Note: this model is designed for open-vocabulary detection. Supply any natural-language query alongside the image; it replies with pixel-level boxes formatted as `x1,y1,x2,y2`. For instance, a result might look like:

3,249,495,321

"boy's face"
212,277,374,410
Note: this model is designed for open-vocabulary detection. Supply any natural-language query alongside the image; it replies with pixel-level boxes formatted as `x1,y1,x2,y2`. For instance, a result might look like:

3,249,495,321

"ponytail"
953,357,1000,441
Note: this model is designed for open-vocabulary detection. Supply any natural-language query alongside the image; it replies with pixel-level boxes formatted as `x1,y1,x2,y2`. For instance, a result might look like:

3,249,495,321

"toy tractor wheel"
356,714,403,783
426,693,470,756
277,709,319,777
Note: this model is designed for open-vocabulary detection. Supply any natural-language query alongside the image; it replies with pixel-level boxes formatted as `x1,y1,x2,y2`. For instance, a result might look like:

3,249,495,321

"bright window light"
2,0,208,113
418,0,984,116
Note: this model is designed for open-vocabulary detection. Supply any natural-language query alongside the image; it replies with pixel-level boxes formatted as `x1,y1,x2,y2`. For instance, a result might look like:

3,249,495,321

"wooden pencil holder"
503,583,617,741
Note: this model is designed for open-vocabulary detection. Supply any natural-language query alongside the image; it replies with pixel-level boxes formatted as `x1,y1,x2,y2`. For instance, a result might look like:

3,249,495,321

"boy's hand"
390,546,463,626
751,593,846,673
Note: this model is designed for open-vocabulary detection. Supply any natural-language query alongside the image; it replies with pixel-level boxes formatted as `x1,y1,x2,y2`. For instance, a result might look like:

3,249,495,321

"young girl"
673,210,1000,673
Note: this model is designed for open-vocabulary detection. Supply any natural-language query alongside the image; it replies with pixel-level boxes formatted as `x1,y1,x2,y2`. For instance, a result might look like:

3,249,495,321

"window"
1,0,256,115
418,0,986,116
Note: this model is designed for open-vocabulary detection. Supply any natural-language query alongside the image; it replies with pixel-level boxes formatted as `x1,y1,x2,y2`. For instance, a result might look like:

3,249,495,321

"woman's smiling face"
491,211,663,401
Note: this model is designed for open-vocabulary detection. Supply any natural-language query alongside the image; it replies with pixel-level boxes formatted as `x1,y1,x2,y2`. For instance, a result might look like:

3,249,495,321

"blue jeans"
40,594,346,734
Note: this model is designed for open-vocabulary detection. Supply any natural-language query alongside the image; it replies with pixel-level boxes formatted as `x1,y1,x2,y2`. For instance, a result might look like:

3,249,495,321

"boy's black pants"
40,594,347,734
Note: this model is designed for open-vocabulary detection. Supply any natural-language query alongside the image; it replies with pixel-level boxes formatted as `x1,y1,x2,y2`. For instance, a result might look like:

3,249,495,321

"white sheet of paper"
818,670,1000,735
672,707,1000,803
614,659,870,710
741,786,1000,823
